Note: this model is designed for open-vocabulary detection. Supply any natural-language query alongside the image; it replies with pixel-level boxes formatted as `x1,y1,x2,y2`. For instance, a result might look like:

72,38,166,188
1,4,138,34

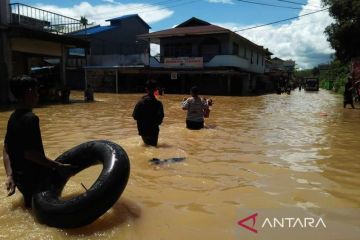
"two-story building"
138,17,268,95
70,14,150,92
0,0,88,104
265,57,296,90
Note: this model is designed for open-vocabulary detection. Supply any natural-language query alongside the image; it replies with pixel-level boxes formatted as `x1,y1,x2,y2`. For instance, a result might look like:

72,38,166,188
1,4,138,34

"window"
199,37,221,62
244,47,247,58
251,50,253,64
232,42,239,55
257,52,259,65
164,43,192,57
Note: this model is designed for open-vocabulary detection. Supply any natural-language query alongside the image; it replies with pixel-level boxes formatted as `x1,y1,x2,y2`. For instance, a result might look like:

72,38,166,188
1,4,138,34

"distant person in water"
133,80,164,146
61,86,70,104
344,77,355,109
182,86,209,130
84,84,94,102
2,76,74,208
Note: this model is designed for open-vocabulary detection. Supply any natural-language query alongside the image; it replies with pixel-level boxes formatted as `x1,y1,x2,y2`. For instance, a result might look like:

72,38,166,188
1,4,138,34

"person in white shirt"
182,86,209,130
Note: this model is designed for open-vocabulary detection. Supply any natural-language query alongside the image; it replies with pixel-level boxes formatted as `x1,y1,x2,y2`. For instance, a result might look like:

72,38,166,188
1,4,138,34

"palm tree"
79,16,89,38
80,16,88,26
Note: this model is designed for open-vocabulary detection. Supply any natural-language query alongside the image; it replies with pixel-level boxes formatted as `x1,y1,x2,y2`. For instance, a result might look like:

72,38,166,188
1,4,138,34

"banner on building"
164,57,203,68
171,72,178,80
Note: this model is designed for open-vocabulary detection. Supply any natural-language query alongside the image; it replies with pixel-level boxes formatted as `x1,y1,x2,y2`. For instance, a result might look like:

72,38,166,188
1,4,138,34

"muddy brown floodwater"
0,90,359,239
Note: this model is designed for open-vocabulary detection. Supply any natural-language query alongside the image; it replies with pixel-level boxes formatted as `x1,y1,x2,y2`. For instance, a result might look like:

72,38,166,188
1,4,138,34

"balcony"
9,3,85,34
151,55,264,73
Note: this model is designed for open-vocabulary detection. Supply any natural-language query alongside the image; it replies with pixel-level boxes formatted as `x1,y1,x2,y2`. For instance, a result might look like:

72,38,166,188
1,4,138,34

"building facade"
70,14,150,91
72,14,150,66
0,1,88,103
137,17,269,95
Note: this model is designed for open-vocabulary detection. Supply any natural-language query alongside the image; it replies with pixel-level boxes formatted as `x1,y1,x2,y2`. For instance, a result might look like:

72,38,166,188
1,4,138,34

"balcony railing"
9,3,86,34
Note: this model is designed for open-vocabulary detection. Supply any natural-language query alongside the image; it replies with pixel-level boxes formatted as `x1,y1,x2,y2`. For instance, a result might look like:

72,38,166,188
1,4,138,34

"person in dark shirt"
84,84,94,102
3,76,73,208
132,80,164,146
344,77,355,109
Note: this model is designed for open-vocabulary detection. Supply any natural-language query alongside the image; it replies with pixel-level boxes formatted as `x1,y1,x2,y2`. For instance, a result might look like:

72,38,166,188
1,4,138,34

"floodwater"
0,90,359,239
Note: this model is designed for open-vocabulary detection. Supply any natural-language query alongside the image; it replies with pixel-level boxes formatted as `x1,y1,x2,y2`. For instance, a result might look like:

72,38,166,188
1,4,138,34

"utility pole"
0,0,11,104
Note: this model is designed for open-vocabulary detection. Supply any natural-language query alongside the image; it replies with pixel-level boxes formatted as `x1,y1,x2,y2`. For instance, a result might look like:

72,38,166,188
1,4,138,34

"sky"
10,0,335,69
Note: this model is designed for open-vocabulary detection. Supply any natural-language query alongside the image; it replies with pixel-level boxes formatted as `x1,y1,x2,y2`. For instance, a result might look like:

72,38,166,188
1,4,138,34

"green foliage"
294,69,313,78
80,16,88,26
318,59,349,93
297,59,349,93
322,0,360,62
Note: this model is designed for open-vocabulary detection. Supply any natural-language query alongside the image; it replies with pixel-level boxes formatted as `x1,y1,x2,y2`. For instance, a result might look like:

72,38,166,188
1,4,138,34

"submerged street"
0,90,359,239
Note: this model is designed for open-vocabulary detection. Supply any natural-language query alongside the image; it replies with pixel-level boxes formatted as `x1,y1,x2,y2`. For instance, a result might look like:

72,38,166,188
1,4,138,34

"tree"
80,16,88,26
322,0,360,63
312,66,320,76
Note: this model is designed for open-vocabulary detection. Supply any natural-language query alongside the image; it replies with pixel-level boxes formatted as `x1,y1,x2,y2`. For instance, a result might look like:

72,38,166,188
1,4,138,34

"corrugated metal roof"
138,18,263,50
139,25,230,39
71,25,116,36
106,14,151,29
176,17,211,28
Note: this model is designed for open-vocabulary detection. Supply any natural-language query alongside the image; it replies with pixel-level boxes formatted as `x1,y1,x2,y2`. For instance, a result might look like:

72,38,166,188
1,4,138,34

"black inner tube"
32,140,130,228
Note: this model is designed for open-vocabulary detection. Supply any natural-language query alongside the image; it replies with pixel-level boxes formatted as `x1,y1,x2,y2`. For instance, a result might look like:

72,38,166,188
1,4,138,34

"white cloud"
207,0,234,4
35,1,173,26
215,0,334,68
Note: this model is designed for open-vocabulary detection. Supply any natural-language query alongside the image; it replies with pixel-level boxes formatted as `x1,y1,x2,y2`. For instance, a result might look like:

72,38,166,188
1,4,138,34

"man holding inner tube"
2,76,74,208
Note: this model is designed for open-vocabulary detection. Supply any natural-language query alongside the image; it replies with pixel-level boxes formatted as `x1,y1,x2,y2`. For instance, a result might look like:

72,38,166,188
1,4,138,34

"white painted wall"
87,53,148,66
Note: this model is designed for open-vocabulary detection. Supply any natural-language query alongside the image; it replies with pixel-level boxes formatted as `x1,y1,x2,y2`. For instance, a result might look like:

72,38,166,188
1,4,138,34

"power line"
137,0,198,14
234,7,330,32
235,0,303,10
235,0,322,11
275,0,306,6
275,0,322,8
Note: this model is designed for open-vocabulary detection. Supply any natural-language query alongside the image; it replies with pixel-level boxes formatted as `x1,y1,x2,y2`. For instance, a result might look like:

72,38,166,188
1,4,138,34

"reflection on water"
0,90,359,239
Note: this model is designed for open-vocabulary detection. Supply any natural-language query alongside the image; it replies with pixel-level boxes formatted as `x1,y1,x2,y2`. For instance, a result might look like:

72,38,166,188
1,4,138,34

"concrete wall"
11,38,63,56
87,53,147,66
90,17,149,55
157,33,265,74
0,0,11,104
229,33,265,73
0,0,10,25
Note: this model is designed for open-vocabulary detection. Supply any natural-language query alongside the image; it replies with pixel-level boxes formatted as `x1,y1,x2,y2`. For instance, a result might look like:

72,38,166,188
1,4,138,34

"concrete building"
69,14,150,91
0,1,88,104
138,17,268,95
72,14,150,67
265,57,296,90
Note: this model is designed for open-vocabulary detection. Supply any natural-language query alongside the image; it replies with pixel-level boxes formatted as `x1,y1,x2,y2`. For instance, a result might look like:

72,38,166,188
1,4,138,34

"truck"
304,77,319,91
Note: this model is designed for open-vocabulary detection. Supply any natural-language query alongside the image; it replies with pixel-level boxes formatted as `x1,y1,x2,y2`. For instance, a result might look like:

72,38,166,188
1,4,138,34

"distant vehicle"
304,77,319,91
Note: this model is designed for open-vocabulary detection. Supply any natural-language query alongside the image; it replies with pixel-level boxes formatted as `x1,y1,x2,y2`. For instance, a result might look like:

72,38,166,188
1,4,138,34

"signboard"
164,57,203,68
171,72,178,80
351,57,360,81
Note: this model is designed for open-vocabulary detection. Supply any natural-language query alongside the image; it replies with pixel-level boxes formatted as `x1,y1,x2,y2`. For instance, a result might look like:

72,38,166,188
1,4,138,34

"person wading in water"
2,76,74,208
132,80,164,146
182,86,209,130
